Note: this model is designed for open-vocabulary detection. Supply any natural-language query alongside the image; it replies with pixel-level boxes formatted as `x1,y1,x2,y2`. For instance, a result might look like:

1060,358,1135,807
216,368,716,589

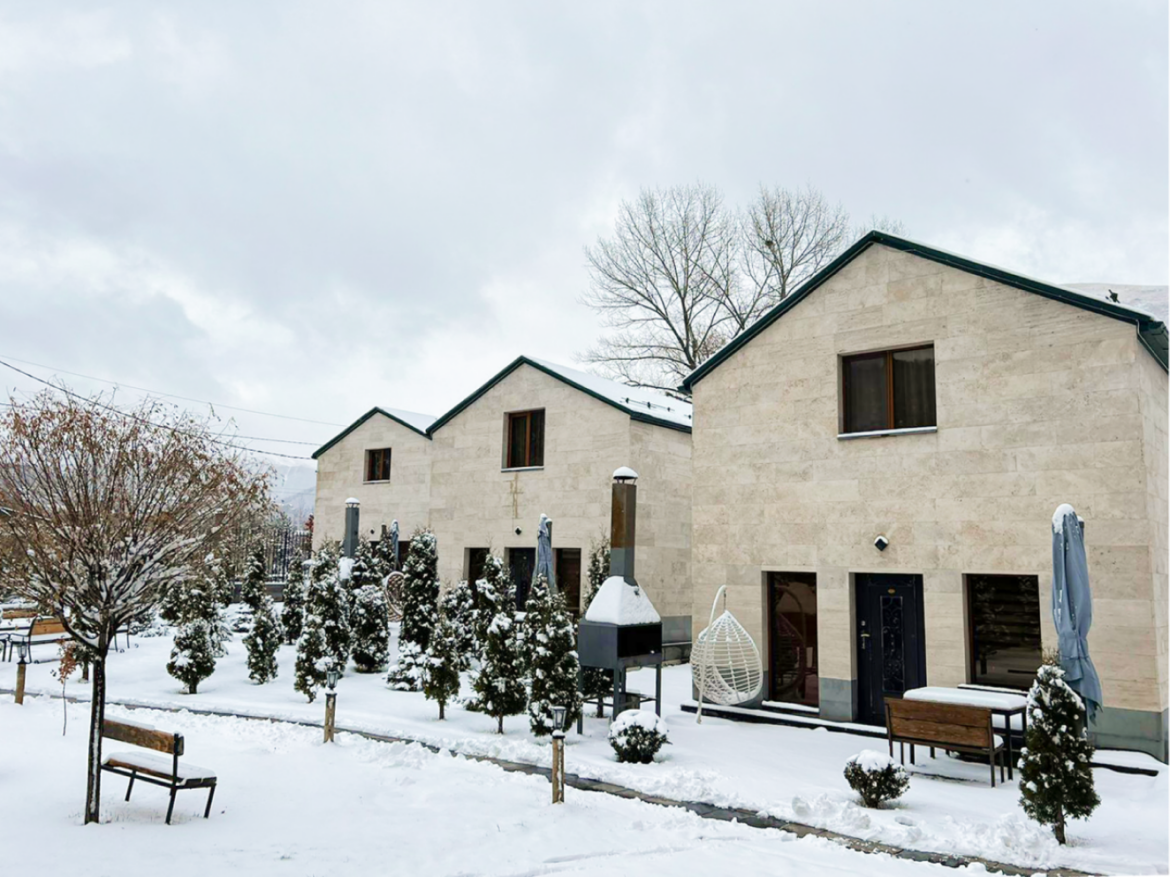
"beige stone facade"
312,360,693,641
686,241,1168,758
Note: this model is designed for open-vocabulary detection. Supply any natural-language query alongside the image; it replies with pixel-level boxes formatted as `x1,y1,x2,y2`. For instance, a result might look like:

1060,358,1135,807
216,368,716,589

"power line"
0,360,315,461
0,352,346,428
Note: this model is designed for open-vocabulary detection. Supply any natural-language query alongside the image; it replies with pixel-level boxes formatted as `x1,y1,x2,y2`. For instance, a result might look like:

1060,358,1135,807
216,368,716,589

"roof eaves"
311,406,431,460
426,356,693,436
681,231,1168,391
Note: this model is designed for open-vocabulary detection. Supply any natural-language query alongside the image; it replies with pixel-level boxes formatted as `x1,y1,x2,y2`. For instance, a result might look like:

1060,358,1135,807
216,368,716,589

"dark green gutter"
680,231,1168,393
425,356,692,436
311,407,432,460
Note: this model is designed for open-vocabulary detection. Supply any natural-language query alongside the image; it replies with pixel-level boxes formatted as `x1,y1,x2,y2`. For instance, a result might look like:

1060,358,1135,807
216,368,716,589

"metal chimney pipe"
343,498,360,558
610,468,638,585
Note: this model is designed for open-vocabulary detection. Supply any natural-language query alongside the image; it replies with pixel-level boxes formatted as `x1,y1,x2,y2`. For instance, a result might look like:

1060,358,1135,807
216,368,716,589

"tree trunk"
1054,809,1066,845
84,655,107,825
497,714,504,734
439,702,445,720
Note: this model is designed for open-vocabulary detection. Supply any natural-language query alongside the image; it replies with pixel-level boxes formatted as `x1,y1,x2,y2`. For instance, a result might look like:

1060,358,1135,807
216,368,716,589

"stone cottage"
312,356,694,653
679,231,1168,758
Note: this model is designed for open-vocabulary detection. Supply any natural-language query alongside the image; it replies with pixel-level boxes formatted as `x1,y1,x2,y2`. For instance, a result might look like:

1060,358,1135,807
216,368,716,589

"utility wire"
0,360,315,461
0,352,346,428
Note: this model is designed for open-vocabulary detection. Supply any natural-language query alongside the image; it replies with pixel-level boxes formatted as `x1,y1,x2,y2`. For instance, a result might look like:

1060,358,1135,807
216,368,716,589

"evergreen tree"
472,553,514,660
423,611,463,719
351,584,391,672
281,549,308,644
473,598,527,733
374,527,398,573
1019,661,1100,844
349,539,379,593
244,596,283,684
522,574,582,736
386,529,440,691
240,544,268,613
581,539,612,715
439,581,476,670
167,618,217,694
294,544,350,701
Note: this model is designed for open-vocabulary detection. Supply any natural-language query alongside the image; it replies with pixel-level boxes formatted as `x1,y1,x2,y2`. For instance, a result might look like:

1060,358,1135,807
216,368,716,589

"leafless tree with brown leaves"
0,390,271,824
580,183,904,390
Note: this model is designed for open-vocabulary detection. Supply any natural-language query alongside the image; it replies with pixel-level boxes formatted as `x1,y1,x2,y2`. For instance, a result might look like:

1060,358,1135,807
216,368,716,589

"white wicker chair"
693,586,763,722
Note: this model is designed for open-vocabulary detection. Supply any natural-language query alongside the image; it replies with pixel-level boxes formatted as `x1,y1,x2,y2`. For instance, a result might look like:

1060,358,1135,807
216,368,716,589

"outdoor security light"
874,535,889,552
551,704,567,732
515,527,522,536
326,665,340,690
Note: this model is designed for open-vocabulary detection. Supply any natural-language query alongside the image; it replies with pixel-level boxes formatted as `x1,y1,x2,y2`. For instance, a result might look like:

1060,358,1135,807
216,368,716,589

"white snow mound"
584,576,661,625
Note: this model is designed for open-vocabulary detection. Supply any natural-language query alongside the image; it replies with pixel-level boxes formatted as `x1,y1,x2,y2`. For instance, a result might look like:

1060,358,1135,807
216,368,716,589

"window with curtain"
842,345,936,434
364,448,392,481
506,409,545,468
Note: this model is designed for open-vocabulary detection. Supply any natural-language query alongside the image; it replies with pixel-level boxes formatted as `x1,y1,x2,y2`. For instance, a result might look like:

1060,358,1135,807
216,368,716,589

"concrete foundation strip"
3,687,1098,877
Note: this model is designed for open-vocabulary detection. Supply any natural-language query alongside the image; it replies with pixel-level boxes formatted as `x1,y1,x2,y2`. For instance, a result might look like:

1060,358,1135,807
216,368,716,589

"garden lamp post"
15,641,28,705
324,664,340,743
550,704,567,804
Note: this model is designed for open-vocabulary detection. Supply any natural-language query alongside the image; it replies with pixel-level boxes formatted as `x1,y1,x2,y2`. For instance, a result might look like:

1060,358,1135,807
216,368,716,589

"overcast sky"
0,1,1166,478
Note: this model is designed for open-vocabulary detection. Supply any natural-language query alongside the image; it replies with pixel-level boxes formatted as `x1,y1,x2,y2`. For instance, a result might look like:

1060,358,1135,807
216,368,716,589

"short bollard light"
550,704,567,804
324,664,340,743
15,641,29,705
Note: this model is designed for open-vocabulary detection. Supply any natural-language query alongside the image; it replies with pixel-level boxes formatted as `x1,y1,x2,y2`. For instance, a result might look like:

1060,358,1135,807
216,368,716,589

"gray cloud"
0,1,1165,463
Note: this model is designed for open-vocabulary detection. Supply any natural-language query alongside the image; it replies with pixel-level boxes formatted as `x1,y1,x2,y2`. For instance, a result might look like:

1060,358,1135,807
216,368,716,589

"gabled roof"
311,406,437,460
426,356,693,435
680,231,1168,392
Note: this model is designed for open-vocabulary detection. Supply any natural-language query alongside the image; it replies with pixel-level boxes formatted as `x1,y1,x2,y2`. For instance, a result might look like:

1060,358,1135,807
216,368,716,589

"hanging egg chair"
693,586,763,721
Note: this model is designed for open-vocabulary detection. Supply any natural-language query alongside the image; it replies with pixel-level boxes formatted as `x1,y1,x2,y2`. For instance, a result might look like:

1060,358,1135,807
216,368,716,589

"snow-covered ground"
3,627,1166,876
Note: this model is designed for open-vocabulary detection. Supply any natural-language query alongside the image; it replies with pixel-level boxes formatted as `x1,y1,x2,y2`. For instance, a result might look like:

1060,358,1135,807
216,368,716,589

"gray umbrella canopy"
536,513,556,594
390,519,400,570
1051,504,1103,719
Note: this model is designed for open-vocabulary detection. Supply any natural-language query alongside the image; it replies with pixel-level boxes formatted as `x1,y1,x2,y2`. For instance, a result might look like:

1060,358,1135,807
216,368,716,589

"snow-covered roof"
1063,284,1168,324
584,575,661,625
381,407,438,433
312,406,437,459
526,357,693,428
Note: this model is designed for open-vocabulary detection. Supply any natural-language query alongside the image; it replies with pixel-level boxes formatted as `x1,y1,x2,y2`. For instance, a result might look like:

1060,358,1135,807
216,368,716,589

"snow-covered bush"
844,751,909,808
281,553,308,644
608,710,669,763
386,530,439,691
295,545,349,701
240,545,268,613
350,584,390,672
168,619,217,694
1019,661,1099,844
522,574,581,736
423,611,462,719
473,607,528,733
471,554,514,662
439,581,476,668
243,597,283,684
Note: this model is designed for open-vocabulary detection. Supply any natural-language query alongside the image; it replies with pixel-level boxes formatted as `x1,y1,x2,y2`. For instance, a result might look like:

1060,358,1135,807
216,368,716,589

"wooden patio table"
902,686,1028,780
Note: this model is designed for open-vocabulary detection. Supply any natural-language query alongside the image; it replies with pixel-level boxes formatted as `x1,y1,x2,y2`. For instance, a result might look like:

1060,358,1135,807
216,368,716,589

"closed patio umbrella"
1051,503,1103,719
536,513,556,595
390,519,400,570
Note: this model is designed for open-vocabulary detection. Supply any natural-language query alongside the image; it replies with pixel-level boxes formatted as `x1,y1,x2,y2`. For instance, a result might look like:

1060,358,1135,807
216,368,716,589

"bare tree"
580,184,738,392
0,390,271,824
581,183,904,390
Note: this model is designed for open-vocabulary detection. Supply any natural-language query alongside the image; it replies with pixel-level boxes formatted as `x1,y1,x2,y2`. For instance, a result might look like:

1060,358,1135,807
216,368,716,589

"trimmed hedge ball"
844,750,910,808
608,710,670,764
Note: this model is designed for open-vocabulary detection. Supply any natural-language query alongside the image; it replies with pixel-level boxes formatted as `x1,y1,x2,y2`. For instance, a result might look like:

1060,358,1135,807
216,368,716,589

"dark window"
466,548,490,585
509,547,536,609
365,448,392,482
767,572,818,707
967,574,1042,689
506,409,545,468
842,345,936,434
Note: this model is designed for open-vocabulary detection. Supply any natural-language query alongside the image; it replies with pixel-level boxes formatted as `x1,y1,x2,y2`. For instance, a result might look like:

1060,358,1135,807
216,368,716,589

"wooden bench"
2,615,69,662
101,717,217,824
885,697,1006,786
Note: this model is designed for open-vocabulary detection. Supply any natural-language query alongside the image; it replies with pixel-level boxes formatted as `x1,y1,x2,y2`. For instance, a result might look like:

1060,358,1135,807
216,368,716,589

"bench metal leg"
910,744,915,766
204,784,216,819
929,746,935,759
898,742,904,765
166,788,178,825
125,772,136,802
989,754,996,787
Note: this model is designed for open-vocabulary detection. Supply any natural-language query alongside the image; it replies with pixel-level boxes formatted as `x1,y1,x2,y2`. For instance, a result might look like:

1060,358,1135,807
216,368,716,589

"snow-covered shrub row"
608,710,669,763
843,750,909,808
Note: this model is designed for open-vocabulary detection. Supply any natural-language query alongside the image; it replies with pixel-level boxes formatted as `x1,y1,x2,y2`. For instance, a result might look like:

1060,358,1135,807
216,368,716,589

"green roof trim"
311,407,431,460
680,230,1168,392
426,356,692,436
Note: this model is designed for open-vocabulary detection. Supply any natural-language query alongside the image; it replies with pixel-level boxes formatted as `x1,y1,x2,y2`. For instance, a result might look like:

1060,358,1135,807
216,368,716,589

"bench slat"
103,752,216,783
887,698,992,728
103,718,183,756
889,718,993,749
